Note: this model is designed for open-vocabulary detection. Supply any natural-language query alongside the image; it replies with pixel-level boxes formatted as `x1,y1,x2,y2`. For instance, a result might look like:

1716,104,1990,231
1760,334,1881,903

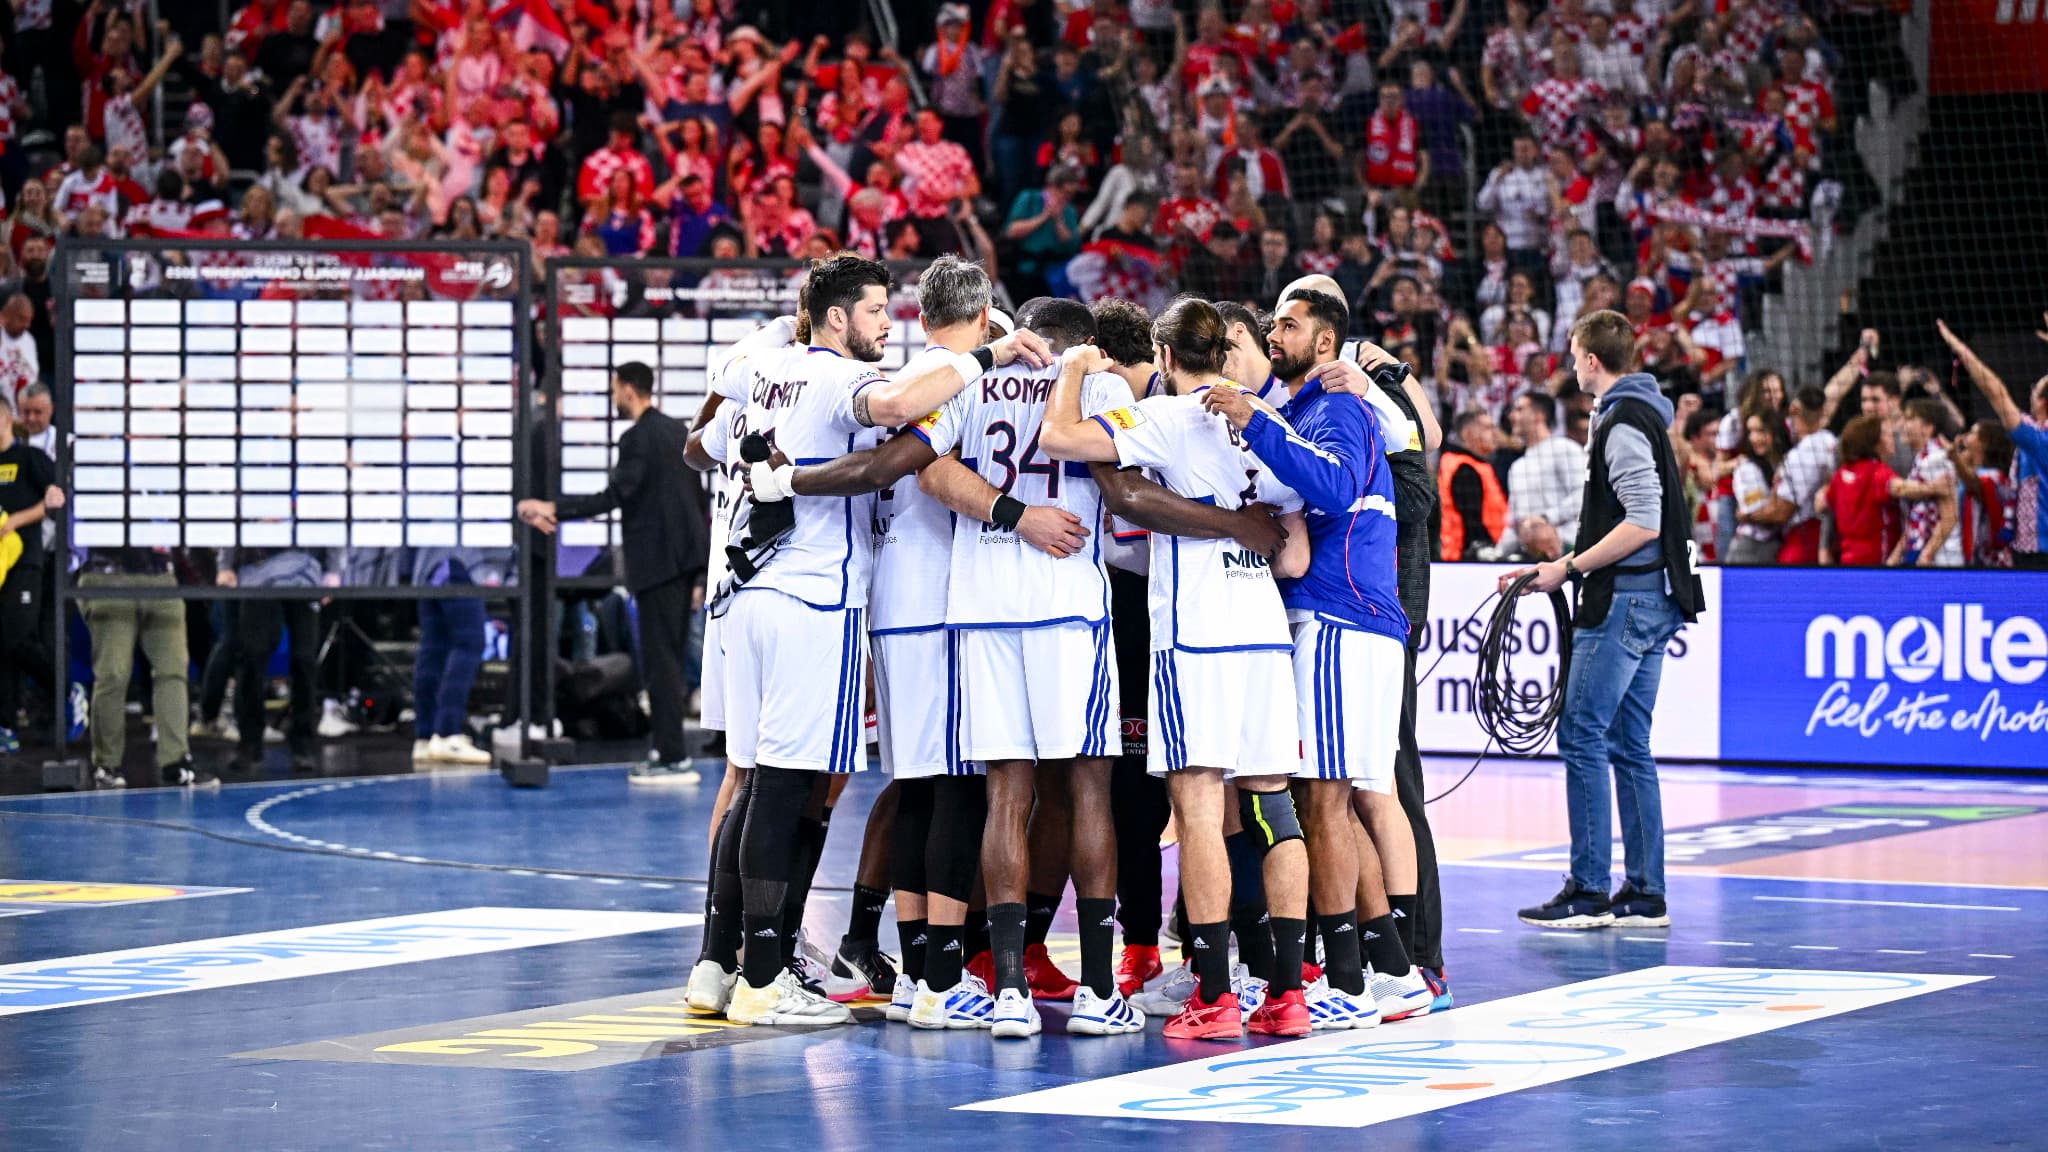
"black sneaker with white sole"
1606,883,1670,928
833,938,899,991
1516,879,1615,929
162,758,218,788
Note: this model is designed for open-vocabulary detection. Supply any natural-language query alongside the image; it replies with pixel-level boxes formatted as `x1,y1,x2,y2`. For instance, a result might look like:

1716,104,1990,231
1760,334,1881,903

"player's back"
932,362,1125,629
1112,391,1298,653
732,345,882,611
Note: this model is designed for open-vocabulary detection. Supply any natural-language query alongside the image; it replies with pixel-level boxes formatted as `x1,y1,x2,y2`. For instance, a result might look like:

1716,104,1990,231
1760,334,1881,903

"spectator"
410,547,493,765
1003,164,1084,299
989,32,1049,207
1252,225,1294,306
739,176,816,260
1729,408,1790,565
1500,392,1587,561
1079,133,1163,240
1823,417,1902,568
0,293,38,401
1956,420,2014,568
922,5,987,155
1404,60,1475,217
17,236,51,379
577,110,654,212
1477,133,1549,266
661,174,733,259
1273,70,1344,205
1479,270,1552,348
1577,13,1646,99
1521,32,1604,149
1362,80,1425,194
896,107,980,256
1438,408,1508,560
1938,319,2048,570
490,119,566,215
1893,398,1962,568
254,0,320,84
1858,370,1914,479
1775,386,1839,564
1180,219,1252,305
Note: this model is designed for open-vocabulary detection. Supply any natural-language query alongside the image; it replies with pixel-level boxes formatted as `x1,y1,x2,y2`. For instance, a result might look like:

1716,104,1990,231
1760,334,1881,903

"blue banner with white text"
1718,569,2048,770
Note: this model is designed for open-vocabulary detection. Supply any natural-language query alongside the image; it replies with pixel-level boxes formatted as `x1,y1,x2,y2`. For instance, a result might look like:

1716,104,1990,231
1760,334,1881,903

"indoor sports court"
2,754,2042,1150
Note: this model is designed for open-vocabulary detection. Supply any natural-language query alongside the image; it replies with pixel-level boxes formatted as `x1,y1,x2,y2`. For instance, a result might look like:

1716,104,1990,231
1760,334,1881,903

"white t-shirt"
728,344,884,611
703,317,797,594
1101,389,1302,653
923,363,1127,629
0,329,38,400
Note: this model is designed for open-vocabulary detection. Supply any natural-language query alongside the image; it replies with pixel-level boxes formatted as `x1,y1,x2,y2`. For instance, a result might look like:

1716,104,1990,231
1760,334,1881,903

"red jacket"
1827,459,1901,566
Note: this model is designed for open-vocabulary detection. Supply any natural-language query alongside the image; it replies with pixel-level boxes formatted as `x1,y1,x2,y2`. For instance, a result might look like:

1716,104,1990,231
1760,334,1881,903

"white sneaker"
412,739,437,762
686,959,738,1013
92,767,126,789
429,734,493,765
317,700,357,738
726,968,853,1026
264,726,286,745
1131,962,1198,1017
908,974,994,1029
988,987,1041,1038
1231,963,1268,1015
1304,974,1381,1030
1368,967,1434,1022
795,930,868,1002
885,973,918,1023
1068,986,1144,1035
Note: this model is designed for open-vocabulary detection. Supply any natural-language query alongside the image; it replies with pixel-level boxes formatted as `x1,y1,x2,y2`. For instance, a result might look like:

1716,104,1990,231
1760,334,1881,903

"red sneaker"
1023,942,1079,1000
966,949,994,990
1246,988,1312,1037
1162,987,1244,1041
1115,944,1163,998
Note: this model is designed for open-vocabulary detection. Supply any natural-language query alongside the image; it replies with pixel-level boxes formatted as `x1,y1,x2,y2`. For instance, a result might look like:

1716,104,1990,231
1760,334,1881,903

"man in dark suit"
518,362,708,783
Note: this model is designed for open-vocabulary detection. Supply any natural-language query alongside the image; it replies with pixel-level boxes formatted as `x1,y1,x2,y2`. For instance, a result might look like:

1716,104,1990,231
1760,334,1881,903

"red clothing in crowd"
1363,108,1420,188
1827,458,1902,566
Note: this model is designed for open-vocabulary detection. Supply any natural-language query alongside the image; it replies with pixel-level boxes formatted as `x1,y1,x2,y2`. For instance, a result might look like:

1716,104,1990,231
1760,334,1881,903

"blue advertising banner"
1719,570,2048,770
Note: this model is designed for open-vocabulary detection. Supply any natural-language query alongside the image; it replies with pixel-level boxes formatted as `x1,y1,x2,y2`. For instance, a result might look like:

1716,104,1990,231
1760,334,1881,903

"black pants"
1108,568,1171,946
636,576,692,764
1393,643,1444,969
0,563,53,731
236,599,317,759
199,602,240,724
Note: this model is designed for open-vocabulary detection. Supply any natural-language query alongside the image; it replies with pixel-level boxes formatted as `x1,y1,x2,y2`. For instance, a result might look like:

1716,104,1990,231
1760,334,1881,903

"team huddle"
675,251,1449,1042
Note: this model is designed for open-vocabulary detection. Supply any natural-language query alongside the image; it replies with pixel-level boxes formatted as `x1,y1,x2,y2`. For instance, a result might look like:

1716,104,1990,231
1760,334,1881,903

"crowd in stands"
0,0,2035,586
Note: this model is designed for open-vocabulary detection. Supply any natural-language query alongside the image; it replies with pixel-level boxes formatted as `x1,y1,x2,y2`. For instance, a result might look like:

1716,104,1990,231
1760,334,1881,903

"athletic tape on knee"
1237,788,1303,851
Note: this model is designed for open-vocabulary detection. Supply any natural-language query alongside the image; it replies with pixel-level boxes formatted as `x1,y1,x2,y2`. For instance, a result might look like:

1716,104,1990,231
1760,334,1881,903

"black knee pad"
926,776,986,902
891,780,935,896
1237,787,1304,852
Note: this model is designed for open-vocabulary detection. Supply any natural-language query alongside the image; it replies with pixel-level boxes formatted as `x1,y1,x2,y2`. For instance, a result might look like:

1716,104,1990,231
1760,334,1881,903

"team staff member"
519,361,710,783
1204,288,1433,1025
0,388,56,755
1510,310,1704,930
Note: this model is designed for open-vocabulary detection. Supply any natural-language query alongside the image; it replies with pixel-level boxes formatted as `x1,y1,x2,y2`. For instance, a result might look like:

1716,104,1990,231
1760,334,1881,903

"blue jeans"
416,587,486,740
1559,586,1684,897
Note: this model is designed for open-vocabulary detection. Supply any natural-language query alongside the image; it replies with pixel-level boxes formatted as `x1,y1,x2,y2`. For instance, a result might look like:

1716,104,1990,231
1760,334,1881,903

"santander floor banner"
1414,563,1722,761
1717,570,2048,770
1413,564,2048,771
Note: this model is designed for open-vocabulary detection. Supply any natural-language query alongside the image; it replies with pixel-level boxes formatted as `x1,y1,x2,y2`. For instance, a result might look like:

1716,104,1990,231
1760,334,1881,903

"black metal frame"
47,237,544,767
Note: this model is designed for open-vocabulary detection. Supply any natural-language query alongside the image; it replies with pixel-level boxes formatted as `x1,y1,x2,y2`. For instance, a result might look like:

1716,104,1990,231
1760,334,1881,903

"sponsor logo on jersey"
1098,407,1146,431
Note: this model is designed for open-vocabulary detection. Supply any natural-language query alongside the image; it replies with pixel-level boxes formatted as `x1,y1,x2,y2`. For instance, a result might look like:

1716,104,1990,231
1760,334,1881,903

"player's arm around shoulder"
853,328,1053,429
1273,509,1312,578
1039,344,1123,464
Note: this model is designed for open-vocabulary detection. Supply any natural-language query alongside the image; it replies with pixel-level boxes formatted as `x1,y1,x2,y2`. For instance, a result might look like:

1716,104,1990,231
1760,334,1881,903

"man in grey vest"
1503,310,1702,931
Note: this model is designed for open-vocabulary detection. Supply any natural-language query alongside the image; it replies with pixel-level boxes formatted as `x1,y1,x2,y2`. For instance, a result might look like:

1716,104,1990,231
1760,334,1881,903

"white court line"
1457,927,1503,934
1754,895,2021,912
1706,941,1754,947
1441,858,2048,894
1875,949,1927,955
1969,954,2014,960
1790,945,1840,951
1621,936,1668,943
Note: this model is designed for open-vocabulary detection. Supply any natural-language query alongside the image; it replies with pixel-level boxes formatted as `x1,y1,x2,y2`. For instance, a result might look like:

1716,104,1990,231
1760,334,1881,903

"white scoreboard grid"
58,242,529,568
547,259,931,582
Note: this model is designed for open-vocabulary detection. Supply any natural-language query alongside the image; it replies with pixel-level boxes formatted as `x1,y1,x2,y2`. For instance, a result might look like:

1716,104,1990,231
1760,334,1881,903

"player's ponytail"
1151,296,1227,378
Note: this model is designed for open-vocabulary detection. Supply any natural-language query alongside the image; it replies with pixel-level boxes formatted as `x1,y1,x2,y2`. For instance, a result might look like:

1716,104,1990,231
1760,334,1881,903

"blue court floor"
1,757,2043,1151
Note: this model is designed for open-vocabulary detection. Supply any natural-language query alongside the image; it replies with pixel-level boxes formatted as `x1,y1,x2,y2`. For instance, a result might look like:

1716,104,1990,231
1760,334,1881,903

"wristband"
945,350,987,386
969,345,997,373
1564,556,1581,583
989,494,1027,532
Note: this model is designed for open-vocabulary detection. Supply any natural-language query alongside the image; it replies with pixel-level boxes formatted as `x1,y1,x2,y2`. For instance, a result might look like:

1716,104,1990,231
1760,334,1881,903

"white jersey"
1338,341,1424,456
923,364,1128,629
730,345,884,611
871,351,957,635
1101,389,1302,653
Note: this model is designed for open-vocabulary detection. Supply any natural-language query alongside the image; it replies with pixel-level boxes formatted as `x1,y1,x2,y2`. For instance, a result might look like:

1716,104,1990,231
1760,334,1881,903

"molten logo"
1803,605,2047,685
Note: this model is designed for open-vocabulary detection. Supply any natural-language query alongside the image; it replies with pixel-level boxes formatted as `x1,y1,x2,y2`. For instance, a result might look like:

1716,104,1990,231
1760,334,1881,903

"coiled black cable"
1474,572,1574,757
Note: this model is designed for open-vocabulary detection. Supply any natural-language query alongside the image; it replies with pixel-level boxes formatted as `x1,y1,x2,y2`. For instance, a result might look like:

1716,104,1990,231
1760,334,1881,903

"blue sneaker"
908,974,995,1029
1517,878,1615,930
67,683,89,742
1067,986,1144,1035
1420,967,1453,1013
0,726,19,754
